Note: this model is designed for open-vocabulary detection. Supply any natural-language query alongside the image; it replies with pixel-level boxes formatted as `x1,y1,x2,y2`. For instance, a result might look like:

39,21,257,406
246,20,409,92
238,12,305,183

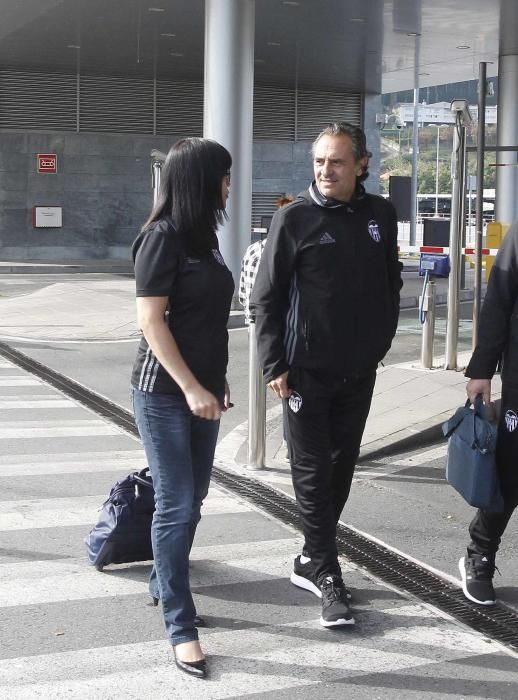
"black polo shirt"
131,217,235,396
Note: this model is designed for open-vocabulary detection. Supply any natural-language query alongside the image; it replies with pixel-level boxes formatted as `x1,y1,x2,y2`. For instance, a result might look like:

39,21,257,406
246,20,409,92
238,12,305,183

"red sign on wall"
37,154,57,174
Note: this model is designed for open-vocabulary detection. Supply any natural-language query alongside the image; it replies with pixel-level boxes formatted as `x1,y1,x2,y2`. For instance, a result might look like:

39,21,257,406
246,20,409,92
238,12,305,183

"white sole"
319,616,355,627
458,557,496,606
290,571,322,598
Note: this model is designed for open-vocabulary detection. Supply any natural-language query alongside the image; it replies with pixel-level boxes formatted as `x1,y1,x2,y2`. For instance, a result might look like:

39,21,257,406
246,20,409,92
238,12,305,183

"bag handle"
464,394,486,416
466,394,491,452
132,467,153,489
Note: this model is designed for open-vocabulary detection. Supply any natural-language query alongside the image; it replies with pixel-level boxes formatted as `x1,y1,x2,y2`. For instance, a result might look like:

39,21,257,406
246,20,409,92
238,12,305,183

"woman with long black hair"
130,138,234,678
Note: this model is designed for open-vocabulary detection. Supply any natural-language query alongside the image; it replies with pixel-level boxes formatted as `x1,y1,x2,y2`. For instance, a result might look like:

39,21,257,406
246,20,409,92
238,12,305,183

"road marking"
0,455,145,476
0,419,124,439
0,377,42,386
0,549,296,607
0,626,498,699
0,491,249,532
389,443,448,467
0,398,76,409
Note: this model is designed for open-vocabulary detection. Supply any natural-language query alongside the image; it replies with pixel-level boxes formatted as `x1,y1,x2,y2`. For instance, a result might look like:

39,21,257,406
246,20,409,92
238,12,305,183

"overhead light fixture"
148,7,165,12
267,41,281,46
282,1,300,6
456,44,470,50
160,32,176,37
407,32,421,37
350,18,365,23
170,52,184,57
67,44,80,49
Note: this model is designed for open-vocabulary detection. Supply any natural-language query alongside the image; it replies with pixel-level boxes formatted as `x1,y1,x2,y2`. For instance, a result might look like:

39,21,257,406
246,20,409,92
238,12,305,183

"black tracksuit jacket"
250,184,403,383
466,221,518,386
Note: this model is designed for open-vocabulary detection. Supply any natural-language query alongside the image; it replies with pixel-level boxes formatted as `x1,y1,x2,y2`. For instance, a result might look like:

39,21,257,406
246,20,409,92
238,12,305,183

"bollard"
247,322,266,469
420,278,437,369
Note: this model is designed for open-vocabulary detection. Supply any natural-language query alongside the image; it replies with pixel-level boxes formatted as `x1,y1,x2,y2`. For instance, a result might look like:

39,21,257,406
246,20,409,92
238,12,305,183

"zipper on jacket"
303,319,310,351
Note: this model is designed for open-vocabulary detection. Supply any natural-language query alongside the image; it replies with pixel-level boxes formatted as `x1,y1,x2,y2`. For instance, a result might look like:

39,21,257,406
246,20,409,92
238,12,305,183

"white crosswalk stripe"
0,419,124,439
0,397,75,409
0,492,250,532
0,450,145,476
0,377,42,386
0,356,514,699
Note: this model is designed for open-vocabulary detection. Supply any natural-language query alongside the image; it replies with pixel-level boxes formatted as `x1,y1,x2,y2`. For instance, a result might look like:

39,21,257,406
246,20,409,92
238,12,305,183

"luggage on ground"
84,467,155,571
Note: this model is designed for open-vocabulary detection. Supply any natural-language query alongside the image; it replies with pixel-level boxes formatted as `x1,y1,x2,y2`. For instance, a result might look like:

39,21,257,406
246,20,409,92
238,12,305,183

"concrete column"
496,56,518,224
204,0,255,296
363,94,382,195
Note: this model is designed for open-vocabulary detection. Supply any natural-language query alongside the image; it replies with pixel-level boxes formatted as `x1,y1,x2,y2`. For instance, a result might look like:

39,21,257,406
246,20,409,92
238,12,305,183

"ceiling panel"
0,0,502,93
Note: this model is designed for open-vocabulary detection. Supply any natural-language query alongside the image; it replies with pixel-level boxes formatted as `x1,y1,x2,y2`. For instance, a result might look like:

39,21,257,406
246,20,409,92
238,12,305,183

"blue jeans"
131,387,220,646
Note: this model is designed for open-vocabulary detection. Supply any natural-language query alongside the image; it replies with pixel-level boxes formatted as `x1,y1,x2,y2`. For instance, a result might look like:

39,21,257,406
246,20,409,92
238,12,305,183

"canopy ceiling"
0,0,506,94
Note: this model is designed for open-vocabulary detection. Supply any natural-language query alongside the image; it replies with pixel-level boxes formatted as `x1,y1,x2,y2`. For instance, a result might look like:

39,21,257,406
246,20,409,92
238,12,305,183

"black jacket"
466,221,518,387
250,184,403,382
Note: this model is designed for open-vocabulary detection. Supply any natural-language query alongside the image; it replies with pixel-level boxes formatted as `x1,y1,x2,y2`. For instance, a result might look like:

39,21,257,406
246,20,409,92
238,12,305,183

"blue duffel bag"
84,467,155,571
442,396,504,513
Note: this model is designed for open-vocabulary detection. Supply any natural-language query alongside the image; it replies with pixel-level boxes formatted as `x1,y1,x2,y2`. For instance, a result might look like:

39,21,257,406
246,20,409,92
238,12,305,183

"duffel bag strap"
133,467,153,489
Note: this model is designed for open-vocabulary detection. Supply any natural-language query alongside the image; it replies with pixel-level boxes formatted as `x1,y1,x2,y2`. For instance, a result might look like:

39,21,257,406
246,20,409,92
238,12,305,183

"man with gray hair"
250,122,402,627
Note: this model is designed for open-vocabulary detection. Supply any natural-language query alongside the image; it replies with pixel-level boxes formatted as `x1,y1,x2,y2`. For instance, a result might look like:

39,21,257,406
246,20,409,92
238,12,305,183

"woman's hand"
184,385,222,420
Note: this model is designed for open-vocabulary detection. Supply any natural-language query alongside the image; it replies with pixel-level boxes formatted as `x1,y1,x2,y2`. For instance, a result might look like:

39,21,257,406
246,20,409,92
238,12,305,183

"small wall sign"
33,206,63,227
37,154,57,174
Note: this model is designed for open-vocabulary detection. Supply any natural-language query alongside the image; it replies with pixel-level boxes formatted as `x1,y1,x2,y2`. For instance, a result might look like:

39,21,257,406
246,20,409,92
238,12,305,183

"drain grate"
213,467,518,651
2,340,518,653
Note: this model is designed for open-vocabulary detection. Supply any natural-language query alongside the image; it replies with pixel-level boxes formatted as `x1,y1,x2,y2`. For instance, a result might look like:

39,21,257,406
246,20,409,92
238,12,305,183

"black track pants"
468,383,518,560
285,367,376,584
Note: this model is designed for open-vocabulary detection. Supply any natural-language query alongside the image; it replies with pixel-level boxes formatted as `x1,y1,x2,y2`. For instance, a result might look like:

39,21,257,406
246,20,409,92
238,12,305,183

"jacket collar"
308,181,366,210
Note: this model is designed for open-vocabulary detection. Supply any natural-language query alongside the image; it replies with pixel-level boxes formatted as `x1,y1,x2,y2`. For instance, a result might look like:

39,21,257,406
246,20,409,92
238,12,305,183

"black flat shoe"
150,597,206,627
173,650,207,679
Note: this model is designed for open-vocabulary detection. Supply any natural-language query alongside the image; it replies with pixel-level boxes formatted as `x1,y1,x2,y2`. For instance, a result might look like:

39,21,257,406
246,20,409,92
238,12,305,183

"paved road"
2,271,518,697
1,354,517,698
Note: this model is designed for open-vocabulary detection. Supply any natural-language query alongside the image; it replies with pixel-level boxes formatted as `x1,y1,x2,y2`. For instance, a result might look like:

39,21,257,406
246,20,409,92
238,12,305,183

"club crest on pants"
288,391,302,413
505,409,518,432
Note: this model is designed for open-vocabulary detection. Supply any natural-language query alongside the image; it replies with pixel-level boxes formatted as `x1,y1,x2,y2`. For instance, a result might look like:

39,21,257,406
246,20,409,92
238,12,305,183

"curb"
358,420,445,463
0,262,133,275
400,288,475,310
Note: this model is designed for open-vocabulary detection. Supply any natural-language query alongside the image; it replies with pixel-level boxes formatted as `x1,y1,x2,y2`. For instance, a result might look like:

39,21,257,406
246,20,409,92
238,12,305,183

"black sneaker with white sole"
320,575,355,627
459,555,496,606
290,556,352,600
290,555,321,598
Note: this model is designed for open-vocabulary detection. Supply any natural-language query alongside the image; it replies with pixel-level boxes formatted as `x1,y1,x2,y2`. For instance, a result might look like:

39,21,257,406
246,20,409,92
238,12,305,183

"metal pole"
421,279,436,369
152,161,161,204
410,35,420,246
435,126,440,216
247,322,266,469
460,145,467,291
445,113,467,369
473,61,487,349
410,86,419,245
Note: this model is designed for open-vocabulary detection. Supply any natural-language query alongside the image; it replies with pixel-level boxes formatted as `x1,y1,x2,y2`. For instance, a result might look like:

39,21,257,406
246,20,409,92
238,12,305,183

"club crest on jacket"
505,409,518,432
368,219,381,243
